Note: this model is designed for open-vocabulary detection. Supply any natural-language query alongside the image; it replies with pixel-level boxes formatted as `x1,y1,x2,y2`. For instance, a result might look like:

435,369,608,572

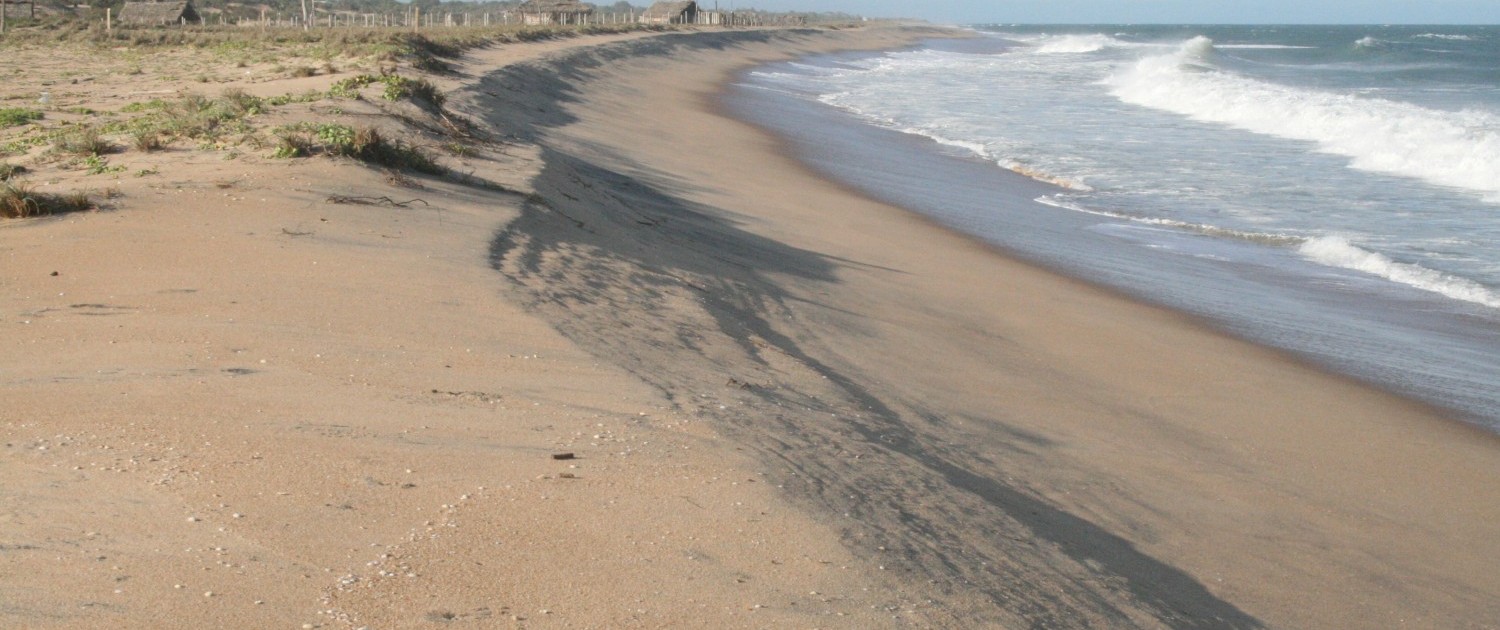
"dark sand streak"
476,32,1264,627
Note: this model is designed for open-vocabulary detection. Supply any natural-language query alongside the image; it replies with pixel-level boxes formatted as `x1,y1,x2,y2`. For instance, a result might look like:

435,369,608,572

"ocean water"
728,25,1500,429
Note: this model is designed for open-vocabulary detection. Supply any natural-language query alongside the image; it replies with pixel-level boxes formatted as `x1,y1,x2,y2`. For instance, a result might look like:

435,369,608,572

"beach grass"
52,127,112,157
0,108,44,129
0,180,94,218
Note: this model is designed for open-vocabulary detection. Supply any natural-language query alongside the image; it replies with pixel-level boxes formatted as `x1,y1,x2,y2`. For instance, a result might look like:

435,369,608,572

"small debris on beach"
551,452,576,460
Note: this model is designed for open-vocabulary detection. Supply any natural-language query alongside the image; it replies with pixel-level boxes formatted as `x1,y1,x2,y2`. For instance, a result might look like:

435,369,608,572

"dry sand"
4,25,1500,629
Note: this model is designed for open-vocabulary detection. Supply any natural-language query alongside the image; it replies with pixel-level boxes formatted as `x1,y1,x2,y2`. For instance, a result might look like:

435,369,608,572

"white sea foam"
1106,37,1500,203
1299,236,1500,308
1035,195,1301,245
1414,33,1474,41
1039,193,1500,308
1216,44,1318,49
1355,36,1386,49
902,129,1094,191
925,135,992,160
783,61,851,77
1033,34,1127,54
817,88,1095,192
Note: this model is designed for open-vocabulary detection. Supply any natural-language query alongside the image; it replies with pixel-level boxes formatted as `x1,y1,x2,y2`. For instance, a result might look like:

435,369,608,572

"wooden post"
413,5,418,32
3,0,9,35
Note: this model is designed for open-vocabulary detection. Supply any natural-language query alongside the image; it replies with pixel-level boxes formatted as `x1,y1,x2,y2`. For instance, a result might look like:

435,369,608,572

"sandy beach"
5,24,1500,628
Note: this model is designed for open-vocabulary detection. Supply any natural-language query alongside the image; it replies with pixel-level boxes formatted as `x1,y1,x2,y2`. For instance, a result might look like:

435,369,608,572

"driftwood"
325,195,430,207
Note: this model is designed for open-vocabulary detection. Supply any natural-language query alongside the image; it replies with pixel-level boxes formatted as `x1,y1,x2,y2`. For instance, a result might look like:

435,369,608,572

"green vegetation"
316,122,357,148
53,127,112,156
0,14,878,213
117,90,266,147
218,88,266,117
328,74,380,98
0,181,94,219
2,134,49,156
264,91,326,107
121,99,169,114
83,155,126,175
0,108,44,128
131,128,166,152
272,129,315,158
274,122,441,174
330,73,445,108
382,75,445,108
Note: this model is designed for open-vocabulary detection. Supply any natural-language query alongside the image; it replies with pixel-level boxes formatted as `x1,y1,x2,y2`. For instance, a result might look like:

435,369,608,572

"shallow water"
726,26,1500,430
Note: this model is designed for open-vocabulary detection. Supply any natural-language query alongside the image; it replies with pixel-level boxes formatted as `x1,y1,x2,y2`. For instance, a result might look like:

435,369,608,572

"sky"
719,1,1500,25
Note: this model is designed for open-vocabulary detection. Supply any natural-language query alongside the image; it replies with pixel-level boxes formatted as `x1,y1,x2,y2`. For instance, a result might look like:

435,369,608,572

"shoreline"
724,51,1500,435
482,27,1500,627
724,41,1500,433
4,25,1500,628
765,127,1471,430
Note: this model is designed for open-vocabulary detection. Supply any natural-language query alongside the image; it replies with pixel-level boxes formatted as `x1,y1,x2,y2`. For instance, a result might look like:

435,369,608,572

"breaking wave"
1037,195,1500,309
1032,34,1128,54
1106,37,1500,203
1298,236,1500,308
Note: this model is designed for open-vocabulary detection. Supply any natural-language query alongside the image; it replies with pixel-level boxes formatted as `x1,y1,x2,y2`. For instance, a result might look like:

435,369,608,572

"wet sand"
474,28,1500,628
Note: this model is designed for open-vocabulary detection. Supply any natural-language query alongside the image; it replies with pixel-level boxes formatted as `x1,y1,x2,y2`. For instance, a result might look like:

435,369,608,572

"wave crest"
1414,33,1474,41
1037,195,1500,309
1033,34,1127,54
1105,38,1500,203
1299,236,1500,308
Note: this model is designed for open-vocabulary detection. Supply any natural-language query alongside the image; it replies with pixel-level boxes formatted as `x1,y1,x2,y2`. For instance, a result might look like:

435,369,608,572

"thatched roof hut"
1,0,79,18
641,1,696,24
517,0,593,25
117,0,200,25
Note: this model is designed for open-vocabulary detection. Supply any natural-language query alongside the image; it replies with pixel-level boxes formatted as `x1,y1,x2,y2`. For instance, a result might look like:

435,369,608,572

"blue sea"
728,25,1500,429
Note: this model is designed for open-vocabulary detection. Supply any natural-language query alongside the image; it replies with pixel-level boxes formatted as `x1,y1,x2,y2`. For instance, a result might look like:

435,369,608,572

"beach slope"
471,27,1500,628
3,25,1500,629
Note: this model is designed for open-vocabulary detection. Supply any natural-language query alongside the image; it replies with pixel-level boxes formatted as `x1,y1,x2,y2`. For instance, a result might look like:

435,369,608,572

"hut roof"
517,0,594,13
643,1,695,18
117,0,200,24
2,0,78,16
